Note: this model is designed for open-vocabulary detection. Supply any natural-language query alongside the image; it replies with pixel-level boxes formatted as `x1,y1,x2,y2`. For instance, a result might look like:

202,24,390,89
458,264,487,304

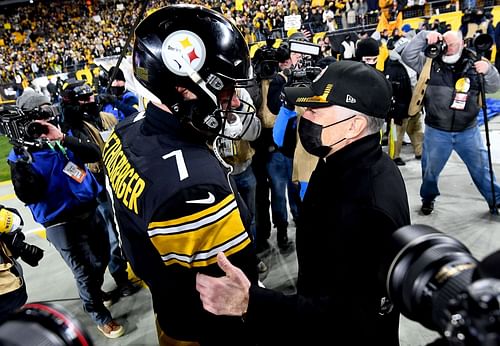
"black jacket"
103,104,258,344
246,133,410,345
267,73,287,116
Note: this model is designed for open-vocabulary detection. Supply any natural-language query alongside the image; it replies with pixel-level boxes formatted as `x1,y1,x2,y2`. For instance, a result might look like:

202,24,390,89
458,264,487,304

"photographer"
251,37,301,252
401,30,500,215
7,92,125,338
0,206,32,322
262,37,305,251
196,61,411,345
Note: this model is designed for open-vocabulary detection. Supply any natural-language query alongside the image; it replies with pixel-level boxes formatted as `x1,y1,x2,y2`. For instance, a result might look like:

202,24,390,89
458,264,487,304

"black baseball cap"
284,60,392,118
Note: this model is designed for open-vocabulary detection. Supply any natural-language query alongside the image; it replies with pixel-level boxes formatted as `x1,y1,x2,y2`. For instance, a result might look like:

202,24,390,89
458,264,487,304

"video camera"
387,224,500,345
283,66,323,87
252,36,286,80
0,105,60,149
282,40,323,87
253,37,322,80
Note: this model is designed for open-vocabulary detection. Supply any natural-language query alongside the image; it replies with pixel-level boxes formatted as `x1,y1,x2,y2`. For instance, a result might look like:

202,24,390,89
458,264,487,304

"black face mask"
110,86,125,96
298,115,355,158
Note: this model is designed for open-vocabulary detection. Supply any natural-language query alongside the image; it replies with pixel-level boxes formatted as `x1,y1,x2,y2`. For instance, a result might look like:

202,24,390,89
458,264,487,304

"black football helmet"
133,4,255,137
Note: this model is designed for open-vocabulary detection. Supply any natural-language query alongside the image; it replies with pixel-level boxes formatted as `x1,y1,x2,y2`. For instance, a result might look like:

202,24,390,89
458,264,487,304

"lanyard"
47,140,69,160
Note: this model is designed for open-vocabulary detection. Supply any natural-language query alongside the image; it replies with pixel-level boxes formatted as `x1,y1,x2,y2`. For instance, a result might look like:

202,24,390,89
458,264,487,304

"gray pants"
45,210,112,326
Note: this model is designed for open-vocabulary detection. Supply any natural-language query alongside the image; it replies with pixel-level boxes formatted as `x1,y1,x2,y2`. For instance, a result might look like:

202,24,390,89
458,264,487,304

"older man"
196,61,410,345
402,30,500,214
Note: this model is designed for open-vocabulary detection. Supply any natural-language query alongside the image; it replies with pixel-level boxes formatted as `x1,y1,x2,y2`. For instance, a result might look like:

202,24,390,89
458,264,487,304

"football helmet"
133,4,255,138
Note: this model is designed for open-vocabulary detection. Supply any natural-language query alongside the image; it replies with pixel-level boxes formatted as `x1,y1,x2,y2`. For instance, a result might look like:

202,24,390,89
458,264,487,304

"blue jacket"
8,144,101,225
102,90,138,121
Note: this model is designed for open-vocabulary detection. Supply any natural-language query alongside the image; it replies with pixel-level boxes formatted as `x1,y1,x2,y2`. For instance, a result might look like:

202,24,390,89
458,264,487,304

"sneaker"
421,201,434,215
102,290,114,308
97,320,125,339
393,157,406,166
117,281,142,297
257,260,268,273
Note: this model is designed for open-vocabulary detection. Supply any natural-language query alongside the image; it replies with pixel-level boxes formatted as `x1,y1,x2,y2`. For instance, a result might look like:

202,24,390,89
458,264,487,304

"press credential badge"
63,161,87,183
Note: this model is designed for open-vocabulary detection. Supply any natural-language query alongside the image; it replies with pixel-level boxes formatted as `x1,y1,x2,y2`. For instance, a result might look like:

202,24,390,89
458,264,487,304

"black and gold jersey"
103,104,257,341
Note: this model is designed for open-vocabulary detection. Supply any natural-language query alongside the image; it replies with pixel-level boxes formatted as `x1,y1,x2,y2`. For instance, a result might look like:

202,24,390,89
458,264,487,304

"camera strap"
408,57,433,117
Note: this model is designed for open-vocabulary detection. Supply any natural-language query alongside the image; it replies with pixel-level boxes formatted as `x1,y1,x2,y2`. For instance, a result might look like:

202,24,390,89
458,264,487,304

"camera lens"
26,121,49,138
425,44,442,59
0,303,94,346
387,225,478,332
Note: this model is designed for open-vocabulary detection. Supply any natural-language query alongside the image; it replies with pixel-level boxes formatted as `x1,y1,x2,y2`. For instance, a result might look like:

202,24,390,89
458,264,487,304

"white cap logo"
345,94,357,103
161,30,206,77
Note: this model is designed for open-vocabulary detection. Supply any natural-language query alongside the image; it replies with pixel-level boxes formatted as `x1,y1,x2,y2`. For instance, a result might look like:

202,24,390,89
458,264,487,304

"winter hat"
109,66,125,82
355,37,380,58
16,89,50,111
401,24,412,33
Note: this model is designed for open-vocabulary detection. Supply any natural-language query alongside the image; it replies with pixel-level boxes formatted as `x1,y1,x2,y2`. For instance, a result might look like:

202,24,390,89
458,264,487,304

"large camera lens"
387,225,478,332
0,303,93,346
425,41,446,59
472,33,493,54
26,121,49,138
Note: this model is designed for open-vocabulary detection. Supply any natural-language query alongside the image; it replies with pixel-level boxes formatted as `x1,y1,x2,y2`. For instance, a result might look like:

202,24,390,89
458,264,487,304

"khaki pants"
394,113,424,159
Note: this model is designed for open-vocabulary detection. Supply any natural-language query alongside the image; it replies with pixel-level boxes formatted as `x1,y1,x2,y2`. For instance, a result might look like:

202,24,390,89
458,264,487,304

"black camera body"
283,66,323,87
0,106,58,149
1,231,44,267
253,38,291,80
387,225,500,345
253,45,281,80
425,40,448,59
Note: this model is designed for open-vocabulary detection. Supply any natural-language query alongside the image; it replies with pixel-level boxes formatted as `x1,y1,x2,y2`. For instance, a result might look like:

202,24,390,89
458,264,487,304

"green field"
0,136,12,182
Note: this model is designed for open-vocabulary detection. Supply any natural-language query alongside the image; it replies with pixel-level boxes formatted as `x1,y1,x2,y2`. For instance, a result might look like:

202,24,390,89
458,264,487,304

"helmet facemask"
213,84,256,141
169,54,256,140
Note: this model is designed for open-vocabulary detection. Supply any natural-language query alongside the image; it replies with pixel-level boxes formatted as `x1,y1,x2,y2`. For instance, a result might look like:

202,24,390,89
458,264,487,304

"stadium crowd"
0,0,443,85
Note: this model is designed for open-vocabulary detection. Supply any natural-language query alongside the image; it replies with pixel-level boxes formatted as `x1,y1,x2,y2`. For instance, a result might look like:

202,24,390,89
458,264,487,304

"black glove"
99,93,117,105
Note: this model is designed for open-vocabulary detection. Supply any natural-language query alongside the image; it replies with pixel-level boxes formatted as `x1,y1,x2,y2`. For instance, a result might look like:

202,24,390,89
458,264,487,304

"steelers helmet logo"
161,30,206,77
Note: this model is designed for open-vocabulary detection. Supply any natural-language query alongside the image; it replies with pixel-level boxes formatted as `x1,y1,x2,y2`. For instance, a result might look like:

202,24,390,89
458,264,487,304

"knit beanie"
355,38,380,58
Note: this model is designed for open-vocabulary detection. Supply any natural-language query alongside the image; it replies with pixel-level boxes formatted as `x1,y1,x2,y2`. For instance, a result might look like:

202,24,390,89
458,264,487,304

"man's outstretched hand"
196,252,251,316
